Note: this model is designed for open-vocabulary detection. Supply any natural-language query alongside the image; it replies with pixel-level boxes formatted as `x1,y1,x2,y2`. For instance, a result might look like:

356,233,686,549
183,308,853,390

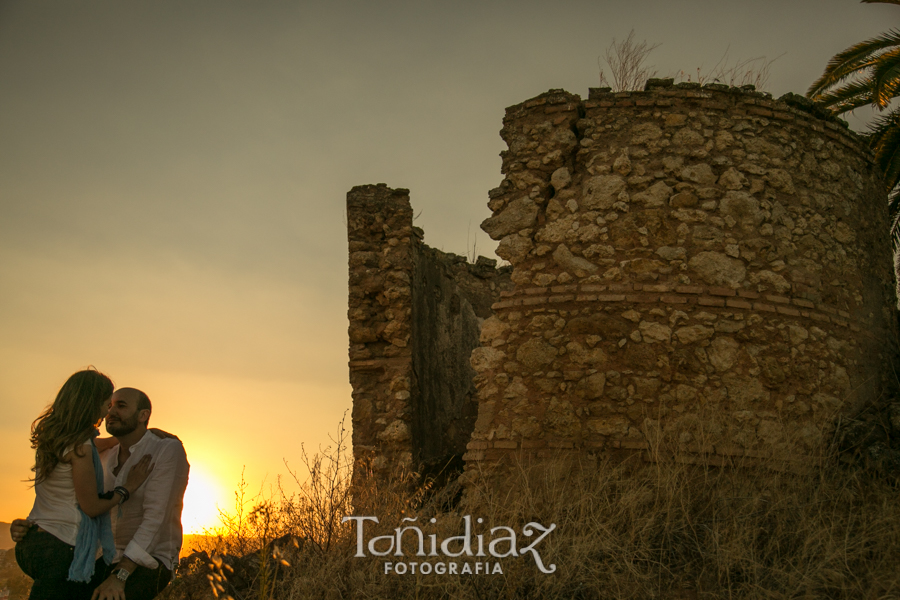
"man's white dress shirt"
101,432,190,571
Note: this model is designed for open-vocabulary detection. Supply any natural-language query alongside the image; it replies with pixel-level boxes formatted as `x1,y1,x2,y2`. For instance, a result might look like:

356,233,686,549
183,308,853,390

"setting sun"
181,465,227,535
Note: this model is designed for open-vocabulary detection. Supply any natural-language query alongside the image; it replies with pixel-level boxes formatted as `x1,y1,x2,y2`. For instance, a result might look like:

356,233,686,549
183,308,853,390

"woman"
15,369,153,600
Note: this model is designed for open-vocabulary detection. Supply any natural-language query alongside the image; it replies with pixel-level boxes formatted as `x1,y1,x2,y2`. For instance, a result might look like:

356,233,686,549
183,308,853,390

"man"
92,387,190,600
11,388,190,600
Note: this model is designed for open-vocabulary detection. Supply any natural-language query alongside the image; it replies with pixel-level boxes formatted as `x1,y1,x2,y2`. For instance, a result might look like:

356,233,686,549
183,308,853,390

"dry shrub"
163,423,900,600
598,30,660,92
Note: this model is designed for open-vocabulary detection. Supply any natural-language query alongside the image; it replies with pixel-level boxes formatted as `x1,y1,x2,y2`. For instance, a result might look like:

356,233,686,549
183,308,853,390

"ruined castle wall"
347,185,512,479
409,248,514,475
466,83,898,464
347,185,416,476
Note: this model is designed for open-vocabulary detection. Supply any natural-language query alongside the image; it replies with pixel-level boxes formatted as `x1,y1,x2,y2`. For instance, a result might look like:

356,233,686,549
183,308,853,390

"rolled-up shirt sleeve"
120,441,189,569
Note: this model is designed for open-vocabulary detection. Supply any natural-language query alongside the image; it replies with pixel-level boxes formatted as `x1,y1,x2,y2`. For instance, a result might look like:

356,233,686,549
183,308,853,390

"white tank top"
26,440,91,546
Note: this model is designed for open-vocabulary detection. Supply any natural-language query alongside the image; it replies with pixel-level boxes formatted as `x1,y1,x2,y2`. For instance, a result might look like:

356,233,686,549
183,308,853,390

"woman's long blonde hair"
30,368,114,483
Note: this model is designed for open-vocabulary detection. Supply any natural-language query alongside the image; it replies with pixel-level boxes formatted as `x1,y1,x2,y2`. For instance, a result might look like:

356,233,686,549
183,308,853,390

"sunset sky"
0,0,891,534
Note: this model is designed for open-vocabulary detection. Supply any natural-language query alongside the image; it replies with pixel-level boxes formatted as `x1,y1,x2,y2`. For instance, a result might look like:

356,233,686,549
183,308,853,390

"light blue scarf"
68,431,115,582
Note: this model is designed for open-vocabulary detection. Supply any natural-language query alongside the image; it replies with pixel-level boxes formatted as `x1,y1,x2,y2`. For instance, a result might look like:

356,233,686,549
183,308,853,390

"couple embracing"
13,369,190,600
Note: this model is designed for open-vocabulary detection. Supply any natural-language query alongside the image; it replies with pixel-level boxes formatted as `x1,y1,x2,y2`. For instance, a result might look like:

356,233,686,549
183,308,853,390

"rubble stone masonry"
466,81,898,465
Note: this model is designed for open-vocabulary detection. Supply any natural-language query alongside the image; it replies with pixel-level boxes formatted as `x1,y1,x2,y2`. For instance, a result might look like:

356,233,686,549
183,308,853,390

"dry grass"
597,34,779,93
162,427,900,600
674,49,782,91
450,450,900,600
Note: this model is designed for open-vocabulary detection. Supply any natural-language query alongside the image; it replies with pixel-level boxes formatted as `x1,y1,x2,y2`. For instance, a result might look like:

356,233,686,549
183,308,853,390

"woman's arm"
70,449,153,518
93,437,118,452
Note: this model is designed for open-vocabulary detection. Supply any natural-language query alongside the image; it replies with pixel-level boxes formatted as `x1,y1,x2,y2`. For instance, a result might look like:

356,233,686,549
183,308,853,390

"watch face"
115,568,130,582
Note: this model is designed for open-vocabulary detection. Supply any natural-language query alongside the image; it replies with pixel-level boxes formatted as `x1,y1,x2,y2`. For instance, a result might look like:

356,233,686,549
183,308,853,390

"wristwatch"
113,568,130,583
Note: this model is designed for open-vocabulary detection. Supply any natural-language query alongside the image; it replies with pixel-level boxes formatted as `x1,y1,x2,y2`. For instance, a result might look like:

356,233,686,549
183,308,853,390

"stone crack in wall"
347,184,512,482
467,81,898,466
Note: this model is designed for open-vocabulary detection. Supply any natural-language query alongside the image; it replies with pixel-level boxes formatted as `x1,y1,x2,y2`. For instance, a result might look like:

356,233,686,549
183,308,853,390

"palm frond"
869,106,900,149
808,29,900,99
871,49,900,107
870,107,900,189
888,187,900,250
809,51,878,97
871,108,900,190
813,77,877,113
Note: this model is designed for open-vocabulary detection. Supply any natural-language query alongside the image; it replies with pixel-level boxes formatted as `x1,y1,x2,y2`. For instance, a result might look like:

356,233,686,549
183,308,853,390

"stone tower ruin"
346,185,512,480
347,80,898,477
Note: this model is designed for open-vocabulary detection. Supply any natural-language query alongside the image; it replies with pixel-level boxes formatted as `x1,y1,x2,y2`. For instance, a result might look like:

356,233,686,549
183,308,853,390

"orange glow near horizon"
181,464,228,535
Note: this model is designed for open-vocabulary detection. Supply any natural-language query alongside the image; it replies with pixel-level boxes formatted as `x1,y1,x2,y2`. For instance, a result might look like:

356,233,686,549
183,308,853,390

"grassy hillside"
157,433,900,600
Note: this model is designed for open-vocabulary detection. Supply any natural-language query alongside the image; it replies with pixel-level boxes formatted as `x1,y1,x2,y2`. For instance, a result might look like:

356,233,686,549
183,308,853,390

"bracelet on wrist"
113,486,130,503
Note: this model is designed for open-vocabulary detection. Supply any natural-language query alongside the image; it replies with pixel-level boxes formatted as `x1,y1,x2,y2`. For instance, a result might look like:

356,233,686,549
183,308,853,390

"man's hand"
10,518,31,543
91,575,126,600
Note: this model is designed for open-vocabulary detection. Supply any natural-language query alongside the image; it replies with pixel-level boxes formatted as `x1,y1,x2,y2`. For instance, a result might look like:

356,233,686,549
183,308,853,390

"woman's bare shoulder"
60,439,93,463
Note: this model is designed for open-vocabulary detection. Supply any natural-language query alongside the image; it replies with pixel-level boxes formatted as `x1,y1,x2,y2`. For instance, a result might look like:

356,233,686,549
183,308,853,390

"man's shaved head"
107,387,152,435
114,387,151,414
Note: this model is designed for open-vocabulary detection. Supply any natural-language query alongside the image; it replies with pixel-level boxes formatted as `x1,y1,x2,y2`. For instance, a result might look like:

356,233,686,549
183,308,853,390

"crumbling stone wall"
465,81,898,466
347,185,512,480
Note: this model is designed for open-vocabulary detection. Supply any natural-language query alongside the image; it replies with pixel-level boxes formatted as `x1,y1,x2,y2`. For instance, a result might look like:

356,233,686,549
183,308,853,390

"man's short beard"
107,416,139,436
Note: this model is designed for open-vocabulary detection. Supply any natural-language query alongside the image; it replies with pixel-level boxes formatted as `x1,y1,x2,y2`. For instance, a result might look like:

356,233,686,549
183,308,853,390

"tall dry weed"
598,30,660,92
